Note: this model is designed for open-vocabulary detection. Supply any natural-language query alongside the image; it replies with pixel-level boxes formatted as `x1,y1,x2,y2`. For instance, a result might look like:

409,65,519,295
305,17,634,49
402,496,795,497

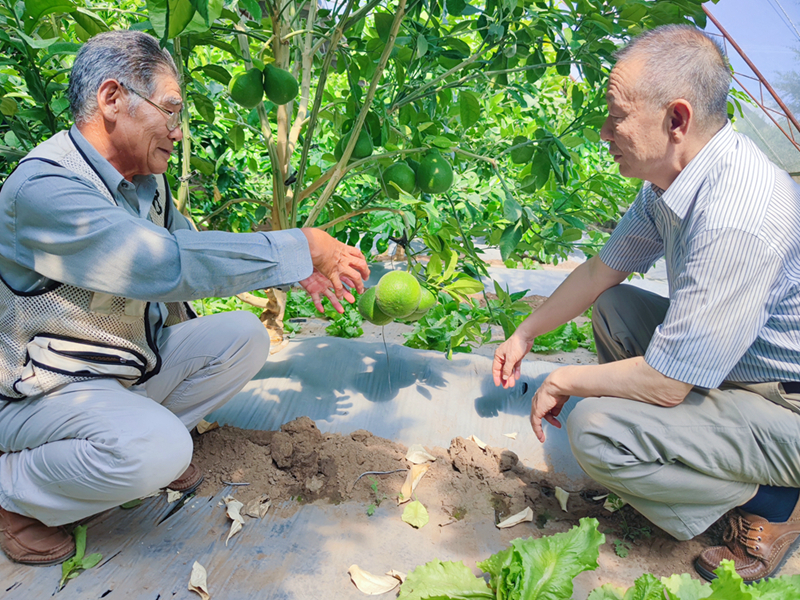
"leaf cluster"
59,525,102,591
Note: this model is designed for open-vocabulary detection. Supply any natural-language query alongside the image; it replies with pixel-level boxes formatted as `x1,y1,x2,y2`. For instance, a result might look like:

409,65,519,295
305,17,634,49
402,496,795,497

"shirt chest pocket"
89,292,146,324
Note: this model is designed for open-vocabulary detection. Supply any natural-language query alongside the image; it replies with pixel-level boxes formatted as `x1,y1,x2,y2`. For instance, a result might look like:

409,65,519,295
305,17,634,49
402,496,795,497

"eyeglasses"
119,81,183,131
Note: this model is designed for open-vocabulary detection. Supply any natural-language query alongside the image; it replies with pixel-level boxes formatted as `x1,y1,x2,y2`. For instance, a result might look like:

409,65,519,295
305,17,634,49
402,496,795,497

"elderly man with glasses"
0,30,369,564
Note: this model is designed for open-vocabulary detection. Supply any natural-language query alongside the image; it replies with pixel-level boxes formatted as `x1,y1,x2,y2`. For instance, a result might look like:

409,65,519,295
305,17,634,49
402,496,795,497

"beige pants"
567,284,800,540
0,311,270,526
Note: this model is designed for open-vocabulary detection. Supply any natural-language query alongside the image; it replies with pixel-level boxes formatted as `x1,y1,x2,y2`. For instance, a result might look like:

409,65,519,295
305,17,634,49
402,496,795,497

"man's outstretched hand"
530,372,570,443
300,228,370,311
493,332,534,389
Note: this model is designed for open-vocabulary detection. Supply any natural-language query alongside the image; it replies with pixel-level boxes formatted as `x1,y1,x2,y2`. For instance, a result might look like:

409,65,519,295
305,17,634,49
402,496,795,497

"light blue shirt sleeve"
599,186,665,274
0,160,312,301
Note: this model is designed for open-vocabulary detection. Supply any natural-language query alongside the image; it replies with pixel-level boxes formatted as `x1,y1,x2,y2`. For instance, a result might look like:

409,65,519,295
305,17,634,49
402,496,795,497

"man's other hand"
301,228,370,300
300,269,356,314
493,333,534,389
530,373,570,443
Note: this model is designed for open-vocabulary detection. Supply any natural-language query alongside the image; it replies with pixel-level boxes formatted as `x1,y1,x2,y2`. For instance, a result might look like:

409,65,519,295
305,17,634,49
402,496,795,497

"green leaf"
624,573,665,600
753,573,800,599
430,136,455,149
192,93,215,123
398,559,494,600
583,127,601,143
23,0,76,30
81,552,102,570
402,500,429,529
478,518,604,600
70,8,109,38
661,573,711,600
446,0,467,16
239,0,262,21
374,13,394,43
503,192,522,221
147,0,196,40
416,34,428,59
198,64,231,85
11,27,59,49
120,499,143,509
443,276,484,295
0,97,18,117
498,221,523,261
587,584,626,600
182,0,223,34
230,124,245,151
426,253,443,280
189,0,209,25
705,560,755,599
190,156,215,176
73,524,87,560
459,90,481,130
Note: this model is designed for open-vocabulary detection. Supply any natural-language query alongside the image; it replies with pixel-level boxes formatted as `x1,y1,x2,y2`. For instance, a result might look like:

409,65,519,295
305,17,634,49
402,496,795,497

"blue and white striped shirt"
600,122,800,389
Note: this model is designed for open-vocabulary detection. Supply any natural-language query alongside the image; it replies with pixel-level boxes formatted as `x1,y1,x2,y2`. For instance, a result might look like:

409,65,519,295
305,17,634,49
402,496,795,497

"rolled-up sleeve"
645,228,781,388
600,187,664,274
4,162,312,301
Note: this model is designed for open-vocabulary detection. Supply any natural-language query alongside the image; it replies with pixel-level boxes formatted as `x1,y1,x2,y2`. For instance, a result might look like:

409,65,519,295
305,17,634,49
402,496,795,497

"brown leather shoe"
695,498,800,583
0,507,75,565
166,462,204,494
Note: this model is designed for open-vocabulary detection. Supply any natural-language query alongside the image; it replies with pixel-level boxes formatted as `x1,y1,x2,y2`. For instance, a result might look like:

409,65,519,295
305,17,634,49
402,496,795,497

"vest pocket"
15,334,148,396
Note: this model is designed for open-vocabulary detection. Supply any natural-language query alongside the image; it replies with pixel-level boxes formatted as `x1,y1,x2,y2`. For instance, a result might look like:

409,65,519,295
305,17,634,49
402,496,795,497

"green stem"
173,37,192,216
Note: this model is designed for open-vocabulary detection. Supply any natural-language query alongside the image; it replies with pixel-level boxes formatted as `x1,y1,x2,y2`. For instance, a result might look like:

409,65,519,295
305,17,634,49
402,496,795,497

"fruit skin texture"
357,287,393,326
262,65,299,105
404,287,436,322
375,271,421,319
510,135,534,164
334,129,374,161
416,150,454,194
229,68,264,109
381,162,416,199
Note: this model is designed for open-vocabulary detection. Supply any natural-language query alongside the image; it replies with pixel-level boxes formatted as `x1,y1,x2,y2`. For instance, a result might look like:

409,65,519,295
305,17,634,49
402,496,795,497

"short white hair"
615,25,731,133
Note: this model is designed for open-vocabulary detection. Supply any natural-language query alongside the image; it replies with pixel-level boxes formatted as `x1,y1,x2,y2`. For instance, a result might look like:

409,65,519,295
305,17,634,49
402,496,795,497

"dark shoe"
166,462,204,494
695,498,800,583
0,507,75,565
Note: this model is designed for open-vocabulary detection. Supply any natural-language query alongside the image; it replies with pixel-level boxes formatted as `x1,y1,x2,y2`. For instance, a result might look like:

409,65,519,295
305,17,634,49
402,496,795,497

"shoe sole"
11,546,76,567
169,475,204,496
695,533,800,584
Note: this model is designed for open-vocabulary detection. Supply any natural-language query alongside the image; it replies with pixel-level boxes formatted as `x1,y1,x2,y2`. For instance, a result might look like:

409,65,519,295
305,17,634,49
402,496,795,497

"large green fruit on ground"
510,135,534,164
375,271,421,319
334,129,374,161
404,287,436,322
262,64,299,105
229,68,263,109
416,150,454,194
381,162,416,199
357,287,393,326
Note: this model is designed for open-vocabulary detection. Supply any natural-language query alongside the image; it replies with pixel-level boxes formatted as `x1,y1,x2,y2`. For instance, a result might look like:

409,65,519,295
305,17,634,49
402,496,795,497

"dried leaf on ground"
166,489,182,503
386,569,406,583
398,463,430,505
244,495,271,519
555,486,569,512
405,444,436,464
348,564,401,595
503,432,518,440
402,500,429,529
223,495,245,545
496,506,534,529
197,420,219,435
188,561,210,600
468,435,487,450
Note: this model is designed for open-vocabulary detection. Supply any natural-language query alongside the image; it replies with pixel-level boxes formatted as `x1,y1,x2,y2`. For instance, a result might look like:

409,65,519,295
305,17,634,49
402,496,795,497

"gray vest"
0,131,194,401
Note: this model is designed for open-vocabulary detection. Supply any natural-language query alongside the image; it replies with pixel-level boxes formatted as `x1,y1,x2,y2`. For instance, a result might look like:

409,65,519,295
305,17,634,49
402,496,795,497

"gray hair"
614,25,731,133
68,30,179,124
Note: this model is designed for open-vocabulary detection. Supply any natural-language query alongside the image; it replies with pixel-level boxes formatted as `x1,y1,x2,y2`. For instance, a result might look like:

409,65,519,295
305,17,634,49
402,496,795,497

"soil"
192,417,708,580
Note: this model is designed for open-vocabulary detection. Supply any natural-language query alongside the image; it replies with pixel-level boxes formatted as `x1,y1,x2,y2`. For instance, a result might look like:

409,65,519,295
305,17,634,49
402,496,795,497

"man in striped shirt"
494,25,800,582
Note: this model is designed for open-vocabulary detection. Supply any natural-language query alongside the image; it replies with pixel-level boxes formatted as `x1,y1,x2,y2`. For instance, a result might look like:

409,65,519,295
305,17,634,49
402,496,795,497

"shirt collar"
655,121,735,219
69,124,127,195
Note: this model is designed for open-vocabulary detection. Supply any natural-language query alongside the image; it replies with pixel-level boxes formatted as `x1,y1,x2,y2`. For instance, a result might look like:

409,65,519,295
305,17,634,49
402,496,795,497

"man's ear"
667,99,692,141
96,79,124,123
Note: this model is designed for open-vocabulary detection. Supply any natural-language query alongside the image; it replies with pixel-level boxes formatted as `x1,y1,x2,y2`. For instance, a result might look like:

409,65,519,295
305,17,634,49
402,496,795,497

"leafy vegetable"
478,518,604,600
531,319,595,354
398,559,494,600
59,525,102,590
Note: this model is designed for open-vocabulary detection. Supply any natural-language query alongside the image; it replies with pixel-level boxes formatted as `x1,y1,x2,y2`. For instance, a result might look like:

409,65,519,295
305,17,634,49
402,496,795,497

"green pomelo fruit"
404,287,436,322
510,135,534,164
334,129,374,162
229,68,263,109
416,150,454,194
381,162,416,199
262,65,299,105
375,271,421,318
357,287,393,326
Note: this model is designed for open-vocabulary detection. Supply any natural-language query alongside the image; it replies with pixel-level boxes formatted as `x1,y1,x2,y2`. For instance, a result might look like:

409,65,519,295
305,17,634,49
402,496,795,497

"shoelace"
724,513,765,555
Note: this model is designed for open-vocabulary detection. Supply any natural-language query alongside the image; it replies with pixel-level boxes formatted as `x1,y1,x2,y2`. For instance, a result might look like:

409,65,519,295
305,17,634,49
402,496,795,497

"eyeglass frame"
118,81,183,131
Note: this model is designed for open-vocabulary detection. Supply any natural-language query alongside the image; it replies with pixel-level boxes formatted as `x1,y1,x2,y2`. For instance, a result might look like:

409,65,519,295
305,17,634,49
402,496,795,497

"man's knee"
566,397,622,479
215,310,271,368
114,411,193,496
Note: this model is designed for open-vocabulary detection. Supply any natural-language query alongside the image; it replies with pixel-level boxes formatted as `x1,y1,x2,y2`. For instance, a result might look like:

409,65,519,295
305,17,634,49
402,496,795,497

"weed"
451,506,467,521
366,477,387,517
613,539,631,558
536,511,551,529
59,525,102,591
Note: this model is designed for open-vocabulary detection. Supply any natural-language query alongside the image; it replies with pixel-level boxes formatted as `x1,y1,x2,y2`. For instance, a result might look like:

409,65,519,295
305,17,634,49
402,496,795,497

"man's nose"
169,126,183,142
600,116,613,143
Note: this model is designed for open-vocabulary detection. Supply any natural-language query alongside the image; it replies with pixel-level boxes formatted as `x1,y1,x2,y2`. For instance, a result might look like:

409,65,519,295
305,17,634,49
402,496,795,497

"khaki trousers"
0,311,270,526
567,284,800,540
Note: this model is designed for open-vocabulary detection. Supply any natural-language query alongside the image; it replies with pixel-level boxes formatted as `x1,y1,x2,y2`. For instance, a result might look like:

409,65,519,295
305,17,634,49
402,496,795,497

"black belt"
783,382,800,394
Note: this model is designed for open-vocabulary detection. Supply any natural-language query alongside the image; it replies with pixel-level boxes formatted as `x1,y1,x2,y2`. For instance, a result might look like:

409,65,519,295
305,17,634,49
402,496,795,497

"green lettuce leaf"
752,573,800,599
704,561,755,600
478,517,605,600
587,584,625,600
622,574,665,600
397,559,495,600
661,573,711,600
